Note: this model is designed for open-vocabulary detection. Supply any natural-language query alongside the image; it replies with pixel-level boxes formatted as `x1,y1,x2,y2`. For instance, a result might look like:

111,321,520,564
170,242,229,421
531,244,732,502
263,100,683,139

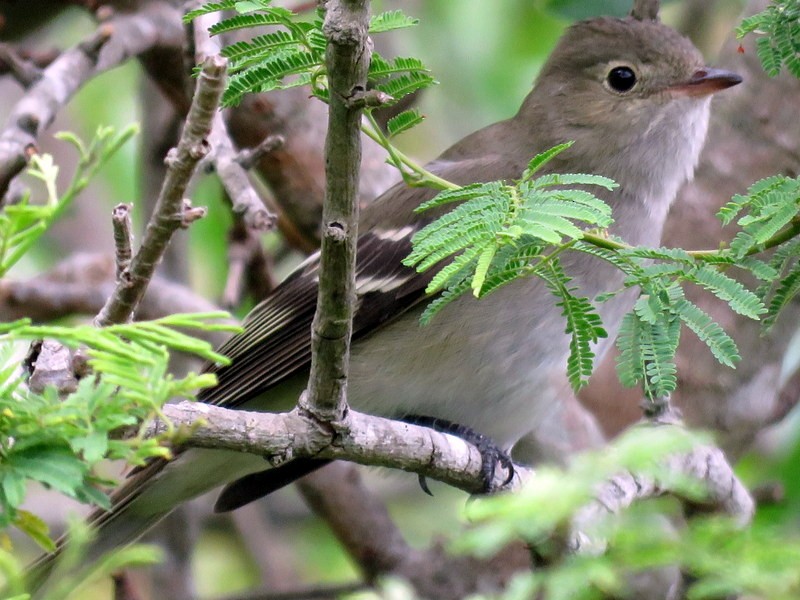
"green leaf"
385,109,425,138
472,242,498,296
9,445,86,497
369,10,419,33
539,259,607,390
15,510,55,552
675,299,740,368
374,71,436,103
184,1,237,22
208,10,295,36
522,142,573,180
688,266,766,319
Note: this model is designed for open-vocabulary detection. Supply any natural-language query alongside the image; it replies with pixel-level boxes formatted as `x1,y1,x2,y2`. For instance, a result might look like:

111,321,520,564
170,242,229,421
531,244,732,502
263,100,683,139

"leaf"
539,259,607,390
675,299,740,368
688,266,766,319
522,142,573,180
386,109,425,138
374,71,436,103
369,10,419,33
9,445,87,497
183,0,237,22
14,510,55,552
472,243,498,296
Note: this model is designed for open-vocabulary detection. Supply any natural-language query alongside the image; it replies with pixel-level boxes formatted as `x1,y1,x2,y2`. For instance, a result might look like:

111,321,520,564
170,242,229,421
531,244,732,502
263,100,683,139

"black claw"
399,414,515,494
418,474,434,496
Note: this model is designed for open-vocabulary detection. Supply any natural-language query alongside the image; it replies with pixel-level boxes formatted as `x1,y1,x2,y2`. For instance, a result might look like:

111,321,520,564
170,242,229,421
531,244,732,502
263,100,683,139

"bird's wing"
199,221,432,407
201,150,525,408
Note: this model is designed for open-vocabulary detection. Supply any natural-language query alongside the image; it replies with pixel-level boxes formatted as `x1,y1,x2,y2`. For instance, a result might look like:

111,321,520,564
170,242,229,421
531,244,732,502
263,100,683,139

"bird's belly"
348,253,634,450
348,279,571,448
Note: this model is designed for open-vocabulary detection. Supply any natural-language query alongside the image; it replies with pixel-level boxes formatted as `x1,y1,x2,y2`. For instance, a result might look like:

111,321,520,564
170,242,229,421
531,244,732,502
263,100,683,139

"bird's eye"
607,66,637,92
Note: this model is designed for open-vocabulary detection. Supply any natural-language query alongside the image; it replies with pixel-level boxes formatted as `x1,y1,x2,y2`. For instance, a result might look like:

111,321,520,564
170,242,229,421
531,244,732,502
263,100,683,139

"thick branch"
303,0,371,419
94,56,226,327
157,400,515,494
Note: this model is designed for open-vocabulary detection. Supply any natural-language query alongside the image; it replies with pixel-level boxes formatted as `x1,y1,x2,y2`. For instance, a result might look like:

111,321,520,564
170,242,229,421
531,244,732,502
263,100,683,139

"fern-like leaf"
687,266,766,319
386,109,425,138
521,142,573,179
539,259,607,390
375,71,436,103
183,0,237,22
675,299,740,368
208,10,294,36
369,10,419,33
764,264,800,329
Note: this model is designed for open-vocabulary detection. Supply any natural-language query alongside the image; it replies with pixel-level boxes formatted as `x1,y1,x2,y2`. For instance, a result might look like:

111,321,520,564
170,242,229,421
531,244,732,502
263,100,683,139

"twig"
94,55,226,327
111,203,133,280
193,9,277,231
221,217,276,308
302,0,370,420
0,43,43,87
0,1,185,202
235,134,284,171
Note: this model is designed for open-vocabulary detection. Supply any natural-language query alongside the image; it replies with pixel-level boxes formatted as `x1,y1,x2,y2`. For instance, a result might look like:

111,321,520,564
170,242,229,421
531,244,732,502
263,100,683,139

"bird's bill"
668,67,743,97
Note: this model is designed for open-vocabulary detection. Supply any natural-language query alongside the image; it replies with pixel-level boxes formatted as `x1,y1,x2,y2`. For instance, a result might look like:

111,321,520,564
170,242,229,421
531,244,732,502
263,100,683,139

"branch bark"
302,0,370,420
94,55,225,326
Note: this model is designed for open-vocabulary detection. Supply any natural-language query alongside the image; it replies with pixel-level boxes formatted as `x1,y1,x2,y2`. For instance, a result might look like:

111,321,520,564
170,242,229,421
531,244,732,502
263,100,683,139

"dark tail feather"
214,459,330,512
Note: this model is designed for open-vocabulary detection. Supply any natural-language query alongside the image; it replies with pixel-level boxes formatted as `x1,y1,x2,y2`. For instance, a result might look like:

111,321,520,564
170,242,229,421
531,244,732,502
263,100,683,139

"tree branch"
94,55,226,327
302,0,371,421
0,1,184,201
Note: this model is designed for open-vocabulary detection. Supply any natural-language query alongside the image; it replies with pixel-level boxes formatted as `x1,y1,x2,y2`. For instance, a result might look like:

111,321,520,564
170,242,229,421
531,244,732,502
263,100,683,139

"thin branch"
234,134,284,171
0,43,43,87
0,1,184,201
94,55,226,327
193,9,277,231
154,400,754,531
111,203,134,280
303,0,370,420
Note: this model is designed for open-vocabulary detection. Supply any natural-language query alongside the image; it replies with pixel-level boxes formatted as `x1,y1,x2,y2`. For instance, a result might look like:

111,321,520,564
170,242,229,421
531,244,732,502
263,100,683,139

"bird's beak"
668,68,743,97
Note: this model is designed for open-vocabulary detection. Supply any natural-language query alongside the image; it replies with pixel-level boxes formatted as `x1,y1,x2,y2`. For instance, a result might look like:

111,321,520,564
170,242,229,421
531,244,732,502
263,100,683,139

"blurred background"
3,0,800,598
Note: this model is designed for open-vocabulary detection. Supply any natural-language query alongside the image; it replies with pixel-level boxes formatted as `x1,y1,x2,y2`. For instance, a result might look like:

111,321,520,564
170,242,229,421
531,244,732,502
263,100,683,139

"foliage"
403,143,615,388
0,520,161,600
0,126,138,277
450,427,800,600
0,129,240,549
737,0,800,78
405,146,800,399
0,312,237,549
186,0,441,188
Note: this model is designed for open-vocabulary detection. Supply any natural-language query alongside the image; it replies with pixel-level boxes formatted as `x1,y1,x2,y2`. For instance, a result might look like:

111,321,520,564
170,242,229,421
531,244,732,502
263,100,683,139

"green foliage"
0,313,238,549
737,0,800,78
447,426,800,600
404,144,614,388
0,125,137,277
187,0,434,118
539,259,607,389
1,519,162,600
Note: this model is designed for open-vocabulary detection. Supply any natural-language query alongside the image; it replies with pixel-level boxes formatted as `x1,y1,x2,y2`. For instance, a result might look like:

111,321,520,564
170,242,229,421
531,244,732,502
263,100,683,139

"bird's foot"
399,414,515,495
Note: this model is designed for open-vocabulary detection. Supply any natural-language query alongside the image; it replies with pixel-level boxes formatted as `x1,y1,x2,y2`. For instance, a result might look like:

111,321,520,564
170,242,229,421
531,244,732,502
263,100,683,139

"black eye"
607,66,637,92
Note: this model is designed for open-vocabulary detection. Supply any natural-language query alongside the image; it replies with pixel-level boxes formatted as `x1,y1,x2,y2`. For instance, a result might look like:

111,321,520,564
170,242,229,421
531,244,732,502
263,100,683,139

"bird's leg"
398,414,515,495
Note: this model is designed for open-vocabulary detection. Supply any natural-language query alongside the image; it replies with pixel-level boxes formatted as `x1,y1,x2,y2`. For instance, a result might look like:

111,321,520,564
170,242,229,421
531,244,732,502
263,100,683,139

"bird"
29,10,741,590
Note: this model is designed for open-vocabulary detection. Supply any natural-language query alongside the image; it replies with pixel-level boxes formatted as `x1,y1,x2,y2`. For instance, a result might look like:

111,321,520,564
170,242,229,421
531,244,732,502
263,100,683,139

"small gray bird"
31,11,741,588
